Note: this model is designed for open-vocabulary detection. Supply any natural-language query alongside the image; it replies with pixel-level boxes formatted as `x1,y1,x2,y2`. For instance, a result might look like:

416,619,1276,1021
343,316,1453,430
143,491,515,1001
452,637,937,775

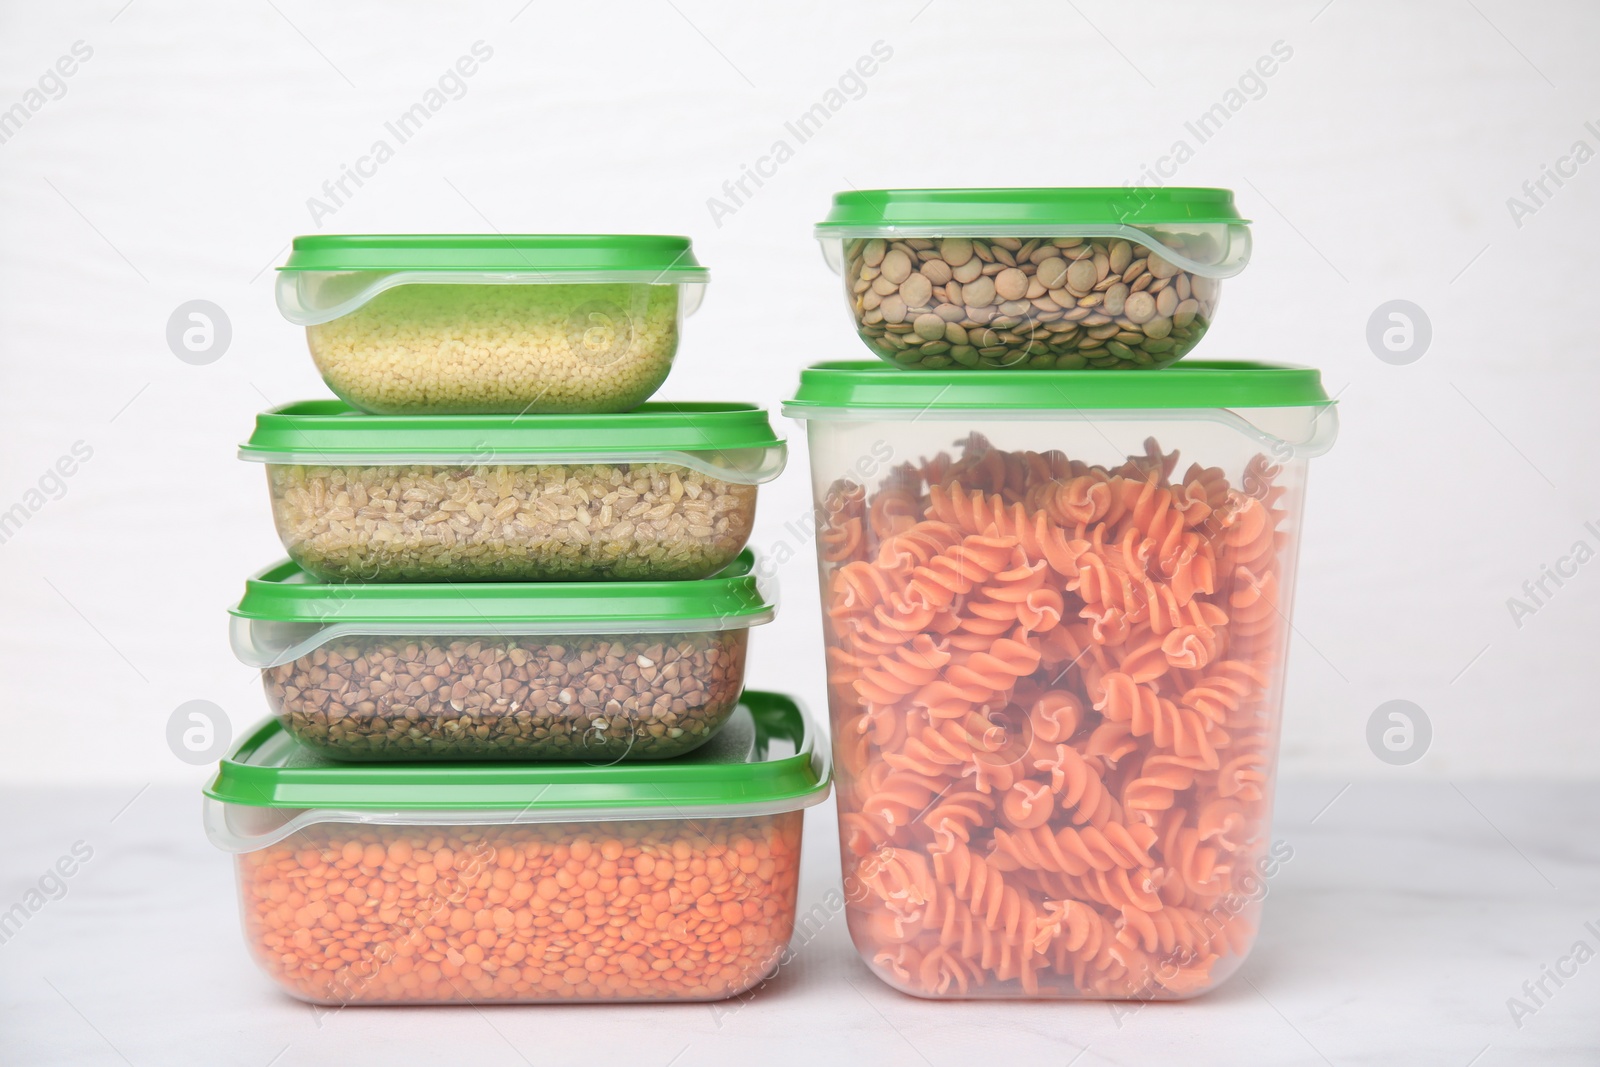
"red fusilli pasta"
820,434,1293,999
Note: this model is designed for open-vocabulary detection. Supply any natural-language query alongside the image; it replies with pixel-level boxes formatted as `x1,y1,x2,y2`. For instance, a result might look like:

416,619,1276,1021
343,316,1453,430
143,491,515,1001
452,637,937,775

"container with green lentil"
275,234,709,415
239,400,786,584
229,552,775,761
815,188,1252,370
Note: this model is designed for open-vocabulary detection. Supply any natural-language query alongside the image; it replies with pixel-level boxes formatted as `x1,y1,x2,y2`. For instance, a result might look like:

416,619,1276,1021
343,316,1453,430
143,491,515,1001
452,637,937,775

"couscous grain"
306,283,680,414
266,461,757,582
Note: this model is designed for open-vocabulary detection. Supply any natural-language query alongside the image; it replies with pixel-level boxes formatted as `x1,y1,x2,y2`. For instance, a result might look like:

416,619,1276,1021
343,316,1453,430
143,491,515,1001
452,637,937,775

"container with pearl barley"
239,400,786,583
229,552,774,762
816,188,1252,370
276,234,709,414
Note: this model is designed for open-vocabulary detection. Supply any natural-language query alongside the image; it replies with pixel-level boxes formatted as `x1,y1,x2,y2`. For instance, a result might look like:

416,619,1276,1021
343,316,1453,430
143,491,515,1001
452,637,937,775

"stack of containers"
205,235,830,1005
785,190,1340,1000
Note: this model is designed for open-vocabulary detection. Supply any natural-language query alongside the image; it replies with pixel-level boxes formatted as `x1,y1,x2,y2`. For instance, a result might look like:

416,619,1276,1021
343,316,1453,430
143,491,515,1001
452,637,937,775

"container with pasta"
204,691,831,1005
239,400,785,583
784,361,1337,1000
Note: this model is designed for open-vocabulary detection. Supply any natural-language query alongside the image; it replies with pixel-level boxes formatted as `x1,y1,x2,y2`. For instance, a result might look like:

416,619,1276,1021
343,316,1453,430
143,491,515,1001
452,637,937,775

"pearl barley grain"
267,461,758,582
306,283,681,414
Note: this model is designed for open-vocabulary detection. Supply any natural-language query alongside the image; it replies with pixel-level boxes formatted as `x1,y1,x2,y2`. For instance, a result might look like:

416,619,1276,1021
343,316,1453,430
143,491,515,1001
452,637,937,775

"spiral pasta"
823,434,1292,999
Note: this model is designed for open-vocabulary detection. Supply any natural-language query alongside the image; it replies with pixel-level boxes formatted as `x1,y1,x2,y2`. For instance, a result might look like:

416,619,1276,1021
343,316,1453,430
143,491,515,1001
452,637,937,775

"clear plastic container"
239,400,785,583
276,235,708,415
204,691,831,1005
230,552,774,761
784,361,1337,1000
815,189,1251,370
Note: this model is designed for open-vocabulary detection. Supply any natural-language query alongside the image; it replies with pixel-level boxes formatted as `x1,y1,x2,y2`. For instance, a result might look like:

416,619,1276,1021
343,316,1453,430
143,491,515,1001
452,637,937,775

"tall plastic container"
784,361,1336,1000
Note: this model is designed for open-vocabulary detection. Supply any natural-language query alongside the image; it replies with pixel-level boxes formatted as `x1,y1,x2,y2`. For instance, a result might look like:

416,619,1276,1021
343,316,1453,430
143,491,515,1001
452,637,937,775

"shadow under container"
783,361,1337,1000
230,550,774,762
239,400,785,583
815,188,1251,370
204,691,831,1005
276,234,709,415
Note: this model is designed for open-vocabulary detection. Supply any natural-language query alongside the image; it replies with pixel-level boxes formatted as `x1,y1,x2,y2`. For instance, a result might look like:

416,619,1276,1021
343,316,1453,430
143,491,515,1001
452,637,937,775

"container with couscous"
276,234,708,415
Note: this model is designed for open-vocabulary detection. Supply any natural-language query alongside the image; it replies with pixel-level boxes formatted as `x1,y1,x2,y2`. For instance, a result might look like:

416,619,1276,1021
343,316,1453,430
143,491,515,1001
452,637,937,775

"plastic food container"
230,551,774,762
276,235,708,415
240,400,785,583
815,188,1250,370
204,691,830,1005
784,361,1336,1000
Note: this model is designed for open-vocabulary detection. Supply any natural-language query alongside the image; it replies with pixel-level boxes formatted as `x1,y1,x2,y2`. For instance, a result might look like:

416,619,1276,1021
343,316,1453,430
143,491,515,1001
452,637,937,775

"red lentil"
237,814,802,1004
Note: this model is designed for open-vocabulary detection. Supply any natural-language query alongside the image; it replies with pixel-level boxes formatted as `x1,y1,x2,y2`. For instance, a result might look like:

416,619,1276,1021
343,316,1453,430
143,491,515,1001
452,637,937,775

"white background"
4,4,1599,1066
2,0,1598,790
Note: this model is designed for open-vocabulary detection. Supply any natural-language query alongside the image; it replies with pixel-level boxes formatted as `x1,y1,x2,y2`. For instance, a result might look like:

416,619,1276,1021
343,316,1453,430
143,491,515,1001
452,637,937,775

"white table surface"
2,780,1596,1067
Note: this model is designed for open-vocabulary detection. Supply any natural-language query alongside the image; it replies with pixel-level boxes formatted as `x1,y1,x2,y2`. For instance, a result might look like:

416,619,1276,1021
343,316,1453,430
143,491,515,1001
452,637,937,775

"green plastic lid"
785,361,1338,458
230,550,774,667
277,234,708,281
816,188,1248,233
238,400,787,482
203,690,829,821
784,360,1330,412
814,189,1251,276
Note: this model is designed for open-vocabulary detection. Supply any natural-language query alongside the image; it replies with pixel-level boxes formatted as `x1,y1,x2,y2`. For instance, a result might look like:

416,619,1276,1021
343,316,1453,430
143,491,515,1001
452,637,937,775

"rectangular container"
784,361,1336,1000
240,401,785,583
276,234,709,415
204,691,831,1005
815,188,1251,370
230,551,774,762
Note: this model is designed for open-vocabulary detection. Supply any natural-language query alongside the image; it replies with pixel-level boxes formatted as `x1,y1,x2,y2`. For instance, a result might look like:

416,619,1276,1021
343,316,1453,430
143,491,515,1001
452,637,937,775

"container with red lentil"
228,551,774,762
204,691,830,1005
